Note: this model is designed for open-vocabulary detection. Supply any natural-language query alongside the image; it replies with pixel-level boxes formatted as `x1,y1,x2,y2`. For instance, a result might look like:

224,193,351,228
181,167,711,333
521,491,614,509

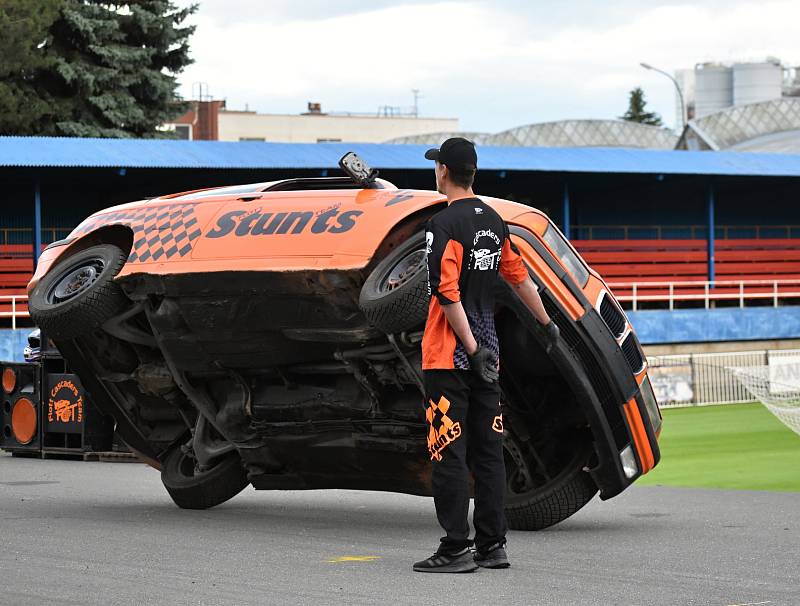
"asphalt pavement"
0,452,798,606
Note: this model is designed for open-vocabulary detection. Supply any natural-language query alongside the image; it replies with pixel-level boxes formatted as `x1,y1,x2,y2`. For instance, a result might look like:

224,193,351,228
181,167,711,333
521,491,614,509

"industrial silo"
694,64,733,118
733,61,783,106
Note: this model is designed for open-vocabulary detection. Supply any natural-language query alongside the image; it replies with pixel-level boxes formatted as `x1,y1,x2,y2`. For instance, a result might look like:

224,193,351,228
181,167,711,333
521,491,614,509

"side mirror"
339,152,380,188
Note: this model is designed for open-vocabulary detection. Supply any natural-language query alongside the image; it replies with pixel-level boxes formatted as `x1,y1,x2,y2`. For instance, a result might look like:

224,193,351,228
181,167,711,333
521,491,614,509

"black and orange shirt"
422,197,529,370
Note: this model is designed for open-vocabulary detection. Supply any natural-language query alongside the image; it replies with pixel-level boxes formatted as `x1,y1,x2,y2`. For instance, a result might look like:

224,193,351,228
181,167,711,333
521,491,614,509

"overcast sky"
176,0,800,133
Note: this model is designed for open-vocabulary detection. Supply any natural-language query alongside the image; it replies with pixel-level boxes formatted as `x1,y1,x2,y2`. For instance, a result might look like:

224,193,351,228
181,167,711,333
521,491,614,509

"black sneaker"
474,543,510,569
412,547,479,573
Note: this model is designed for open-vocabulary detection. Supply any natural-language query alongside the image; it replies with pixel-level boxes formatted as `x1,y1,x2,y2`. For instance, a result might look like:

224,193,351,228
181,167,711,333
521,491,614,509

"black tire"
161,446,249,510
28,244,129,339
503,433,598,531
359,232,429,334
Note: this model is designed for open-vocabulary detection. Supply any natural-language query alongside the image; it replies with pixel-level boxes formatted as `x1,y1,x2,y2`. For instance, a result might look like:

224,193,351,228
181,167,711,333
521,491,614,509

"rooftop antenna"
411,88,421,116
192,82,210,102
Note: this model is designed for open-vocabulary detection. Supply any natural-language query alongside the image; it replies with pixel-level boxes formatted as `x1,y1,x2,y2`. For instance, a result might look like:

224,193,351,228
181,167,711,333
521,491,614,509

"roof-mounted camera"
339,152,380,188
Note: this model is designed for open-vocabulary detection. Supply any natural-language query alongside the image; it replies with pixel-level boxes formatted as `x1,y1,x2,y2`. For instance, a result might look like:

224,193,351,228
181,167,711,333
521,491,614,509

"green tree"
40,0,197,137
0,0,63,135
619,87,663,126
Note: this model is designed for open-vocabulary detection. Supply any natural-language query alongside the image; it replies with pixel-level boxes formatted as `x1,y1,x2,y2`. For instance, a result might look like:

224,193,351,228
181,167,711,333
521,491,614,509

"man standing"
413,138,559,573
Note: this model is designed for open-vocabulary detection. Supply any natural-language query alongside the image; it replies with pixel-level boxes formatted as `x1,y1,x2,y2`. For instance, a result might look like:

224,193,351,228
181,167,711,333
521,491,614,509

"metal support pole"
707,184,715,284
562,182,571,240
33,181,42,267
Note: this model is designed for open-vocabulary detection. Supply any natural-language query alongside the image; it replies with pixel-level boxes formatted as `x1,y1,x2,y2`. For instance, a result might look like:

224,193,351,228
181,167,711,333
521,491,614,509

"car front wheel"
503,428,598,530
161,445,250,510
28,243,129,339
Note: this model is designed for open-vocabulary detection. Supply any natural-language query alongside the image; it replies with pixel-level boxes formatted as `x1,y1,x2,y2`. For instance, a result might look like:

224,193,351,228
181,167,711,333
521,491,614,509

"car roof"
162,177,399,201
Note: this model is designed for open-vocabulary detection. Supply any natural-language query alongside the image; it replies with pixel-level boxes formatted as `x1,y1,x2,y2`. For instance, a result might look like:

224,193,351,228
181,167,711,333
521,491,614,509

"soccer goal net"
729,360,800,437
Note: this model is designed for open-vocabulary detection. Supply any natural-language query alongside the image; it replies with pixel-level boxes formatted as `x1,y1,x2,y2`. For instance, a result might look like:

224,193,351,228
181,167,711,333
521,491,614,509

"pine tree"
620,87,663,127
40,0,197,137
0,0,63,135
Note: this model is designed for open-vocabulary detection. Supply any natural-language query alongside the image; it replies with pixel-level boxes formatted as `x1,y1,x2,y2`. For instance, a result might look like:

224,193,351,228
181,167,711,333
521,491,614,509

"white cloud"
177,0,800,132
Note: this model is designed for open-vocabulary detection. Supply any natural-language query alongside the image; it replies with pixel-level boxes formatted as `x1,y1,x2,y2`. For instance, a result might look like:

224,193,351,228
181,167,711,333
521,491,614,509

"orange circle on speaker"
11,397,36,445
2,367,16,393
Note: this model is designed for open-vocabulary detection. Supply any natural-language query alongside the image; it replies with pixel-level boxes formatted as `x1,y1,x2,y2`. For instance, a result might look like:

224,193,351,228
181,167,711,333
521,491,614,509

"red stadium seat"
574,238,800,283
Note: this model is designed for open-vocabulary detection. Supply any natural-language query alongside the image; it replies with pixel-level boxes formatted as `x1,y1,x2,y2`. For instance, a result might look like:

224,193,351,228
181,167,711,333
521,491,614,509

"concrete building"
163,101,458,144
674,59,798,127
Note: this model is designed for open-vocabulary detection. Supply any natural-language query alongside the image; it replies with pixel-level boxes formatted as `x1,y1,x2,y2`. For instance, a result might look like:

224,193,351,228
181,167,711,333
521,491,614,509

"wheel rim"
175,446,229,478
176,448,210,478
379,248,426,292
47,257,106,304
504,435,537,495
502,428,589,501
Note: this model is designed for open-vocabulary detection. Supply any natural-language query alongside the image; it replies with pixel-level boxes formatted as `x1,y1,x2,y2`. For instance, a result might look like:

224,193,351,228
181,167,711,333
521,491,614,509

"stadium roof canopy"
2,136,800,177
681,98,800,153
383,120,677,150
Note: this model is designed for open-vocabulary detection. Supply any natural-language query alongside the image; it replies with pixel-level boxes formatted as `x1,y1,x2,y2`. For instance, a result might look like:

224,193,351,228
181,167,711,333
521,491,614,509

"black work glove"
542,319,560,353
468,345,499,383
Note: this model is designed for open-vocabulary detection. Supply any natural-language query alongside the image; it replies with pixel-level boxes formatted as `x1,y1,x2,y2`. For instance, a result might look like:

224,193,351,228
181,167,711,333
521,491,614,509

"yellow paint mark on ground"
326,556,382,563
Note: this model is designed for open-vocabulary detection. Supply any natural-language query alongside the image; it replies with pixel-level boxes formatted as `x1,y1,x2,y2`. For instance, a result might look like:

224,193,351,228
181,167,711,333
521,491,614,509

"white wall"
217,112,459,143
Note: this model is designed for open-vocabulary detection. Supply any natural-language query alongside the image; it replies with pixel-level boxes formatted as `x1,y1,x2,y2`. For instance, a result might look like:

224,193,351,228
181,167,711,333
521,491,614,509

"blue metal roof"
1,136,800,177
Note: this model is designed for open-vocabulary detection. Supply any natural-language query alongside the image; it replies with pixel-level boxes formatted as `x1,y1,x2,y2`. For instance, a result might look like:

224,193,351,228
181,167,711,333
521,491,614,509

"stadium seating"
573,238,800,301
0,245,35,318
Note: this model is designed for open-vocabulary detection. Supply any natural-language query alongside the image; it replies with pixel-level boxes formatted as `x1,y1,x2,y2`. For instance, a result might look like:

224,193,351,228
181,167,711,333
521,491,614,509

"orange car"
27,153,661,529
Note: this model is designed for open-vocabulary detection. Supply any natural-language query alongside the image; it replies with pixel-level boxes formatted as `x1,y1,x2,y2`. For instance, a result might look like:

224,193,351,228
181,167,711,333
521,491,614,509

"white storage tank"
733,61,783,106
694,64,733,118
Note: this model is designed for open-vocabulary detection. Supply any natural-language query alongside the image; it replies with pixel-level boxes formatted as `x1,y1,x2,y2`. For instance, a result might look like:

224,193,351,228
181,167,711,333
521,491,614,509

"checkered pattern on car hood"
70,203,202,263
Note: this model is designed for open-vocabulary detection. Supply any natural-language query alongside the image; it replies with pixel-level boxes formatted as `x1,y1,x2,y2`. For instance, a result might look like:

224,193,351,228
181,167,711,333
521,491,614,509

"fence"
1,291,798,409
609,279,800,310
0,295,29,330
0,227,72,246
571,224,800,240
647,349,800,407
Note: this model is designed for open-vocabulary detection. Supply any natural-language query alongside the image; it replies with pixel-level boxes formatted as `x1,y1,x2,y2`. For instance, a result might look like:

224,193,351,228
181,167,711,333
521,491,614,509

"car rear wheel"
359,232,429,334
503,427,598,530
28,244,129,339
161,445,249,510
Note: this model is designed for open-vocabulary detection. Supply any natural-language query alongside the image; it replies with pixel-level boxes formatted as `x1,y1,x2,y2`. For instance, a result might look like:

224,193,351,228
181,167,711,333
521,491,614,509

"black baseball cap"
424,137,477,173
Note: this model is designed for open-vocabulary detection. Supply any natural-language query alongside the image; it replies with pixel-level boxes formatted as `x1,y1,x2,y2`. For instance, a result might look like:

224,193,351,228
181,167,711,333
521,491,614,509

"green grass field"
637,402,800,492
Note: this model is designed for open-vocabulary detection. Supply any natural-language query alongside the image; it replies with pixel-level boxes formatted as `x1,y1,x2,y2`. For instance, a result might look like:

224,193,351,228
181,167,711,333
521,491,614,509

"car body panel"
30,189,534,287
26,177,662,502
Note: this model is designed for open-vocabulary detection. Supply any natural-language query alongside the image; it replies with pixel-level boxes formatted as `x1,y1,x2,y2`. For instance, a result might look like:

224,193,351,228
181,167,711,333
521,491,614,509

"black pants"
423,369,507,553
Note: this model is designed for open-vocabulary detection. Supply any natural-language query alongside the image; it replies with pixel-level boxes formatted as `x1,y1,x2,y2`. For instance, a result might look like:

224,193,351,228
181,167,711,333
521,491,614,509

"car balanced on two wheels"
27,153,662,529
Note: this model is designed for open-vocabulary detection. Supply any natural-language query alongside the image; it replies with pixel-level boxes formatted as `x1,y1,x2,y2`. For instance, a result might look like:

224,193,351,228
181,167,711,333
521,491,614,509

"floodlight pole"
640,62,686,131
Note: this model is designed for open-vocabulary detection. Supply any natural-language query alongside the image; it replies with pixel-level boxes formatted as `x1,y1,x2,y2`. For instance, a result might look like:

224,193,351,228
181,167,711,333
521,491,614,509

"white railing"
648,349,800,407
0,295,29,330
608,279,800,311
